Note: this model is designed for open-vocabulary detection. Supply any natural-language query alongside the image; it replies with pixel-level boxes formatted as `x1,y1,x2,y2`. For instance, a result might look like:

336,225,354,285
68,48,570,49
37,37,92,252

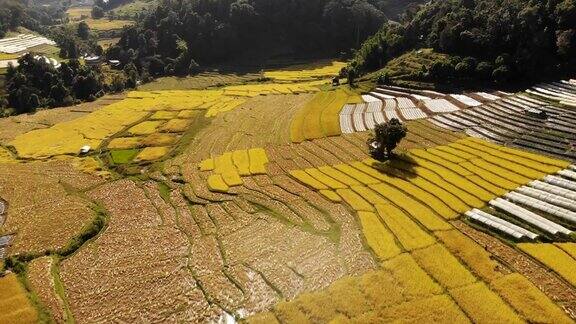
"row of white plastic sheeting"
475,92,501,101
528,180,576,200
558,169,576,181
449,94,483,107
489,198,572,235
339,104,356,133
0,34,56,54
400,108,427,120
396,97,416,109
544,175,576,191
361,94,382,103
423,98,460,113
465,209,538,240
368,92,394,100
516,94,547,106
383,99,397,111
505,192,576,223
517,186,576,211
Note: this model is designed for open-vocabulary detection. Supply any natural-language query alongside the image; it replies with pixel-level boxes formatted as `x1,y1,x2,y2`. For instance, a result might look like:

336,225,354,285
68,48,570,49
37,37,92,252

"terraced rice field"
2,68,576,323
264,61,346,81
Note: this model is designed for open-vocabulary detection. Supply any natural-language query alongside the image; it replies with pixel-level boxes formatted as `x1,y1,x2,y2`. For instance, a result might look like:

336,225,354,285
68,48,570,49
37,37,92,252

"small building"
79,145,91,155
108,59,120,67
85,55,102,66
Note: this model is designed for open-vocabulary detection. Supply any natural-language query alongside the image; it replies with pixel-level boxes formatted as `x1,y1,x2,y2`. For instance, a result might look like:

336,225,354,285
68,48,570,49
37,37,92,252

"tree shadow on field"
368,151,419,181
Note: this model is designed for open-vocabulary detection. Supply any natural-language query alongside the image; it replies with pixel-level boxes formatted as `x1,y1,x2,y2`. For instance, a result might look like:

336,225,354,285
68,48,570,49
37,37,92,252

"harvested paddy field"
2,66,576,323
138,72,264,91
172,94,314,162
0,160,104,255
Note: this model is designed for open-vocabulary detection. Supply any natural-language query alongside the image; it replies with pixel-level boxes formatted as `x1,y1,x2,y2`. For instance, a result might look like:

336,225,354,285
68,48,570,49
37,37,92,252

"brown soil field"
0,161,104,255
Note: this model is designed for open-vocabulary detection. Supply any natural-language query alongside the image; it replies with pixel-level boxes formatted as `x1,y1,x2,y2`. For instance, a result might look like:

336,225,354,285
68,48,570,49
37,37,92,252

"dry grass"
82,18,134,31
28,257,65,323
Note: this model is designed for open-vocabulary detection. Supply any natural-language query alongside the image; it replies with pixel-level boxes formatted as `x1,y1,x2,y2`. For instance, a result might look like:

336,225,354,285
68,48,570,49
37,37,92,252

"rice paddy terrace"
1,61,576,323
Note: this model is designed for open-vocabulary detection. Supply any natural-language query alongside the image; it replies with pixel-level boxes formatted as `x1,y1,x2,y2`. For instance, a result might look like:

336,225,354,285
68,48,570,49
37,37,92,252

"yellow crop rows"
554,243,576,259
491,273,572,323
290,89,361,142
335,188,374,212
0,274,38,323
290,170,328,190
449,282,523,323
436,229,504,283
333,164,380,185
459,161,519,190
199,148,269,192
376,204,436,250
518,243,576,287
232,150,250,176
371,183,451,231
207,174,229,192
264,61,346,81
383,253,443,299
248,148,269,174
318,166,361,186
128,121,163,135
305,169,347,189
134,146,170,161
319,189,341,202
411,243,476,289
350,186,389,205
357,211,400,260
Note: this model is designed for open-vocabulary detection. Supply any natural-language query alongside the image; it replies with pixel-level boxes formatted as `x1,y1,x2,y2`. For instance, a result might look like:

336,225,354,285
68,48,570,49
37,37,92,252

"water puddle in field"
0,235,11,260
0,199,10,259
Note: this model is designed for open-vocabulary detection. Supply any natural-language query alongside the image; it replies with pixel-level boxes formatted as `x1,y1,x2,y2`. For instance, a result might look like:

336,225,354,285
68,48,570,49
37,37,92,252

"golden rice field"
264,61,346,81
66,6,91,20
0,274,38,323
2,65,576,323
291,88,362,142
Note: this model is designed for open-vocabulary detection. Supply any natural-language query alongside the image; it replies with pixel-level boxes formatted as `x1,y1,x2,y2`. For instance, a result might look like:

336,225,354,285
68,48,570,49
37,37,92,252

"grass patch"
110,149,139,164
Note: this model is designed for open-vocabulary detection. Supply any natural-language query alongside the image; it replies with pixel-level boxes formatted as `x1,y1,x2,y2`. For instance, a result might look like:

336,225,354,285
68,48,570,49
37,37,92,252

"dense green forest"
348,0,576,85
0,0,68,37
105,0,391,75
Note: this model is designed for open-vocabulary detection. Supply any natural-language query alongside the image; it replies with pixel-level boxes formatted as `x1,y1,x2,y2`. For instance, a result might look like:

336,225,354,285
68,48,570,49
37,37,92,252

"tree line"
105,0,393,77
0,0,67,38
347,0,576,85
2,53,135,115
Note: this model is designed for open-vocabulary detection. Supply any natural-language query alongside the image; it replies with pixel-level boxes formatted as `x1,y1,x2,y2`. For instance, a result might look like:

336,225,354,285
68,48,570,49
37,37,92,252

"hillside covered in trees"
0,0,67,38
347,0,576,86
106,0,394,76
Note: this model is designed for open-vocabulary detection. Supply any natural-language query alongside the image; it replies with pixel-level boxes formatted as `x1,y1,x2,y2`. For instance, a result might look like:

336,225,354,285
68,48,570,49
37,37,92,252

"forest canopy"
106,0,394,75
347,0,576,84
